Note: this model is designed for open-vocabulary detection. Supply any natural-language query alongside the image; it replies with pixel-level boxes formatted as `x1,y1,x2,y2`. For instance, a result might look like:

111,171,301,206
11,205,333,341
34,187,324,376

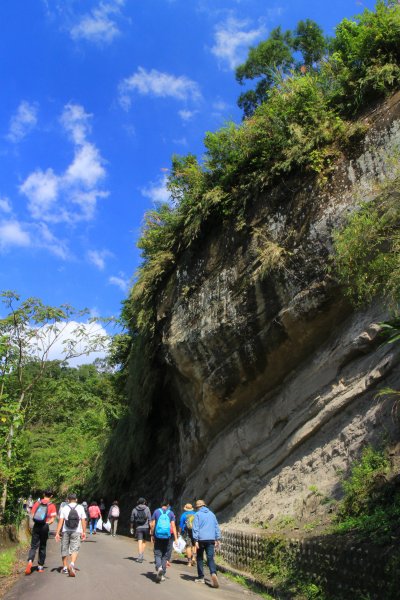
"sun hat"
195,499,206,508
184,503,193,511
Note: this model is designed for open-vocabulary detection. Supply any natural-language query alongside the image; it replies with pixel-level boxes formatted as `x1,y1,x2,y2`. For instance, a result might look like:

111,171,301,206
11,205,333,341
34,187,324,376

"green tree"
235,20,328,116
236,26,293,117
0,291,109,522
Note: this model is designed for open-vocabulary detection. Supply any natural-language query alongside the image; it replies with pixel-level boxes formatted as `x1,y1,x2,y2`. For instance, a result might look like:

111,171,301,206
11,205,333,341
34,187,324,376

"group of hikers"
25,490,221,587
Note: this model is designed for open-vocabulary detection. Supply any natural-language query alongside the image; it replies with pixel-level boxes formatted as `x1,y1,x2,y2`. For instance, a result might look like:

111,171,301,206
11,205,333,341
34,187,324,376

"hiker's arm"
171,520,178,542
81,518,87,539
150,519,155,538
55,518,64,540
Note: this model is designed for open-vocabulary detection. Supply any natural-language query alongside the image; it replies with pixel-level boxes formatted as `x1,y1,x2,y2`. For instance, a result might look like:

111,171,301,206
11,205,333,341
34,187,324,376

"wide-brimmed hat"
195,499,206,508
184,503,193,511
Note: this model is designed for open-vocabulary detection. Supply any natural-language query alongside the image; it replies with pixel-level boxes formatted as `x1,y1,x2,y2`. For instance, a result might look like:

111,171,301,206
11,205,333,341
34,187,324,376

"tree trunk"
0,422,13,522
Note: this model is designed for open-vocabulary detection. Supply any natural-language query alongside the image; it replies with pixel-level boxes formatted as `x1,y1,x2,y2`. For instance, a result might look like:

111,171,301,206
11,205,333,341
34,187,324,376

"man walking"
179,502,197,566
130,497,152,563
55,492,87,577
25,490,57,574
150,499,178,583
192,499,221,588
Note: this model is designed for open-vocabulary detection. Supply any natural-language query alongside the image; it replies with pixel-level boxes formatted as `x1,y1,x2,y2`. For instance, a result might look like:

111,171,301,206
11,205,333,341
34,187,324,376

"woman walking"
88,501,101,535
108,500,120,537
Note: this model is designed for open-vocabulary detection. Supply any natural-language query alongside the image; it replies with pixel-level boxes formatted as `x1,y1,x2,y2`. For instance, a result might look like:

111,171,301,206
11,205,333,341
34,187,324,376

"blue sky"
0,0,376,325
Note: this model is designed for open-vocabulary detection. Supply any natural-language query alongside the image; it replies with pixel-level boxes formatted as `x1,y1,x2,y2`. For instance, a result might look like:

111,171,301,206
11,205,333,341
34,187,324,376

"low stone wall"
219,528,399,599
0,518,30,550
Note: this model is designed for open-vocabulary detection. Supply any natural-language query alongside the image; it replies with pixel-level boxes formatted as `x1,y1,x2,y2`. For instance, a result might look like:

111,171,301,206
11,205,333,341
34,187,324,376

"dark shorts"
183,529,195,546
136,527,150,541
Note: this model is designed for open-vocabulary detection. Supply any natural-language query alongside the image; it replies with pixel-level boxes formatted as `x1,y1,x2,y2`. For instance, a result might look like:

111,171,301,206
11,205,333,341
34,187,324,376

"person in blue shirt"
150,499,178,583
192,499,221,588
178,503,196,566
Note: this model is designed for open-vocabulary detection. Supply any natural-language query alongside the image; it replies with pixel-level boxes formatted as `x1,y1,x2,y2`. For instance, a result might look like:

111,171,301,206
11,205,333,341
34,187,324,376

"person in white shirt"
55,492,87,577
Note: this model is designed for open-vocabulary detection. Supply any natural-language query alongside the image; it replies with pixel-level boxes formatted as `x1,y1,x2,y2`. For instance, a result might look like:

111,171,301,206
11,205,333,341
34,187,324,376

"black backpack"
135,507,147,526
65,505,80,530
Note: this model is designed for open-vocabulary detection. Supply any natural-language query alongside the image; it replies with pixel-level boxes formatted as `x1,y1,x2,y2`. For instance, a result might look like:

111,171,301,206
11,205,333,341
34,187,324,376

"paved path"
5,530,263,600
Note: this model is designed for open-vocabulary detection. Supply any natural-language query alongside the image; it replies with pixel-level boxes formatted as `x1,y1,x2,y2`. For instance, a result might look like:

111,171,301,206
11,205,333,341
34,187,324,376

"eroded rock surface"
150,93,400,524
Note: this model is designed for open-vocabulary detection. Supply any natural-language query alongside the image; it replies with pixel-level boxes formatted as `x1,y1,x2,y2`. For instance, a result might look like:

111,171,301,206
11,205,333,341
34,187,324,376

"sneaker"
38,566,44,573
25,561,32,575
68,565,76,577
194,578,205,583
211,573,219,588
62,567,68,574
156,567,163,583
137,558,143,563
161,575,166,582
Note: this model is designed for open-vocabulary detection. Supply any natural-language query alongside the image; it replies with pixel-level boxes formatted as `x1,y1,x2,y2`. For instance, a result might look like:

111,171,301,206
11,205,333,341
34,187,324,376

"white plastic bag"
103,520,111,533
173,535,186,554
96,517,103,531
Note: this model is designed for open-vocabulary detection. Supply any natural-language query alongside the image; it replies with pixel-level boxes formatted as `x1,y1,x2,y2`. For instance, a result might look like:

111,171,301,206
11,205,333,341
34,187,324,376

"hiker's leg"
166,536,173,561
205,542,217,575
196,544,205,579
61,532,70,567
38,524,49,566
69,533,81,565
161,539,169,573
113,518,118,535
138,530,145,555
27,526,40,562
154,538,162,571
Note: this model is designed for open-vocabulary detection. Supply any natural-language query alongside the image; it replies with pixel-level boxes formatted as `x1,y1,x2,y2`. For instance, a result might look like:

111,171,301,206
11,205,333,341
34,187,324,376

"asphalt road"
5,530,263,600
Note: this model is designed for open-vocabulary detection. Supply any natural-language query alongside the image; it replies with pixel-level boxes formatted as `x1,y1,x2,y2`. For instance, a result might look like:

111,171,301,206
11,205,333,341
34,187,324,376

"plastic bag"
96,517,103,531
103,520,111,533
173,535,186,554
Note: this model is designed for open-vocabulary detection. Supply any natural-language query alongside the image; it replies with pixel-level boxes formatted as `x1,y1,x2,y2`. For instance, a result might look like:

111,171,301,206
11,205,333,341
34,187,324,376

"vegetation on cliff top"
126,0,400,334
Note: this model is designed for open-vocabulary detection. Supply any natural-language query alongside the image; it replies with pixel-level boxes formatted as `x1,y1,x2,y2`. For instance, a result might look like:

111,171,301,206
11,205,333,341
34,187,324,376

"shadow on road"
180,574,214,587
140,571,159,583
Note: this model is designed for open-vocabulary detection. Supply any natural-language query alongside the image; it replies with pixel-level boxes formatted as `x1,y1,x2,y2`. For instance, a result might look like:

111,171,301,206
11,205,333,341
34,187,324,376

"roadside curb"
216,561,283,598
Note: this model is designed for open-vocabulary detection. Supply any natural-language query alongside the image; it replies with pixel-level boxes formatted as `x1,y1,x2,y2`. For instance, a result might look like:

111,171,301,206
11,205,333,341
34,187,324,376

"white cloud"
0,220,31,248
19,103,107,224
6,101,38,143
141,175,171,204
0,218,70,259
20,168,59,219
66,143,106,187
119,67,201,110
60,103,92,145
35,320,110,367
88,249,113,270
0,197,12,213
178,109,198,122
109,275,129,293
70,1,125,44
211,17,265,70
172,137,188,146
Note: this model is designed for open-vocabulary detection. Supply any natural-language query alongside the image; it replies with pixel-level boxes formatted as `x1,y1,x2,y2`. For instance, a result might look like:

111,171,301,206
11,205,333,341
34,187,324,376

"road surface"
5,529,263,600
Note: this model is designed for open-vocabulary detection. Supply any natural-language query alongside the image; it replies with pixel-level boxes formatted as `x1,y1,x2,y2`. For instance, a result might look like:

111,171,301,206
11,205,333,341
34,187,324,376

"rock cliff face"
151,93,400,525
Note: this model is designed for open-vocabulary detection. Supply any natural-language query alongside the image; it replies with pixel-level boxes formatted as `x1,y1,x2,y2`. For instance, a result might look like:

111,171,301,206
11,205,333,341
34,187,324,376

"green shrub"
333,173,400,306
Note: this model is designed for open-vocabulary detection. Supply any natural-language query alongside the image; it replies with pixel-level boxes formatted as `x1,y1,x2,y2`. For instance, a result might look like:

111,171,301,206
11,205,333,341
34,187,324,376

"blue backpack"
155,509,171,538
33,502,48,524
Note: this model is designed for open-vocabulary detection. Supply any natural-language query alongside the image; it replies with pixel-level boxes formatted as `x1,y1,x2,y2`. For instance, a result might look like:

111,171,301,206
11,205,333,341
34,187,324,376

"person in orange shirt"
25,490,57,574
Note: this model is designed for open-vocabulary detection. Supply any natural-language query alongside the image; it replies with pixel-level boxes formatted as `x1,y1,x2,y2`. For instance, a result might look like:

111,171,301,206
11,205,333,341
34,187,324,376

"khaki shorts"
61,531,81,556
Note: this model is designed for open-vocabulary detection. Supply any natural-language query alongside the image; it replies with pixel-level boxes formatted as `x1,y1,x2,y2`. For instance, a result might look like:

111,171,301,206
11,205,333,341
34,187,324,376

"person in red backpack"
25,490,57,575
88,501,101,535
108,500,120,536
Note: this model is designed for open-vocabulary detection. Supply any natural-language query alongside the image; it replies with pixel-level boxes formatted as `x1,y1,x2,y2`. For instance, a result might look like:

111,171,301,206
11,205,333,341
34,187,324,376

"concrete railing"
219,527,399,599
